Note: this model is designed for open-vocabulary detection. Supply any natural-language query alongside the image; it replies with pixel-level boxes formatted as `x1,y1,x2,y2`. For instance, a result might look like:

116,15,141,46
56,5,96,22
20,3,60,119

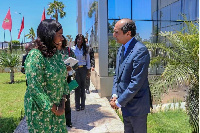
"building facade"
77,0,199,97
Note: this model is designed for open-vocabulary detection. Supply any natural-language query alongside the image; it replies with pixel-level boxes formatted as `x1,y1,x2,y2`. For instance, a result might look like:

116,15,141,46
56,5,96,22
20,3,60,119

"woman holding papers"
60,35,77,128
72,34,91,111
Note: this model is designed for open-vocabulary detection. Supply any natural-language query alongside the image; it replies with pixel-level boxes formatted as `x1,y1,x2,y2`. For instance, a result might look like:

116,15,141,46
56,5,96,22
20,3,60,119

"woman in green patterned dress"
24,19,69,132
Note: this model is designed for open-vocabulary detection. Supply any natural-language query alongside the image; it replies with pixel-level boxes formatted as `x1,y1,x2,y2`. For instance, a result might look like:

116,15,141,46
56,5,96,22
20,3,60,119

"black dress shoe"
67,124,72,128
86,90,90,94
81,107,85,110
76,108,80,111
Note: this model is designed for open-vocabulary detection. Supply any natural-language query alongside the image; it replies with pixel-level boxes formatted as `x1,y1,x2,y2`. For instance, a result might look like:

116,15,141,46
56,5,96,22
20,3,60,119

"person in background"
110,18,152,133
72,34,90,111
85,38,95,94
21,42,35,86
60,35,76,128
21,42,35,74
24,19,69,132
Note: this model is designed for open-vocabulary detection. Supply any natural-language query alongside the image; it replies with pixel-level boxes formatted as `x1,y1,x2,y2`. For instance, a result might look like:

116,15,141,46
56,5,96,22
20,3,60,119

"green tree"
108,20,116,33
0,51,20,83
146,21,199,132
25,27,35,41
88,1,98,43
10,40,21,50
66,35,73,42
108,39,121,72
47,0,66,22
88,1,98,18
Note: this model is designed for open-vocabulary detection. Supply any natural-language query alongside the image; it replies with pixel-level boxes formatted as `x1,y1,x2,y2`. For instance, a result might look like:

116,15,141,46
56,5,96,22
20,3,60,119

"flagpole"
10,30,12,53
4,30,5,42
24,31,25,43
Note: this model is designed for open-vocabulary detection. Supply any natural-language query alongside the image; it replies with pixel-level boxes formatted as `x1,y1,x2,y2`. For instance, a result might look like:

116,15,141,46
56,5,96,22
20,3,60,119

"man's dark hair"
121,20,136,37
35,19,62,57
75,34,87,56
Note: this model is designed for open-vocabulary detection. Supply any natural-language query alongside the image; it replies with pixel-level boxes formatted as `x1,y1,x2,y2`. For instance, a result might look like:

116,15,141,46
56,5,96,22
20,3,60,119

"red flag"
18,17,24,39
41,8,46,21
2,8,12,32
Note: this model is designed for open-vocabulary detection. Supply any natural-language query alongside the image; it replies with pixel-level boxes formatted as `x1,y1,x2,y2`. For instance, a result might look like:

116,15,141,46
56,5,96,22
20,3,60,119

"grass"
0,72,26,133
116,108,191,133
147,110,192,133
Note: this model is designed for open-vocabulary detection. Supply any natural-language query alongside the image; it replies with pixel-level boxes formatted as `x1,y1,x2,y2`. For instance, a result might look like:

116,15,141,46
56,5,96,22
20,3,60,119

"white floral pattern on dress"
24,49,69,133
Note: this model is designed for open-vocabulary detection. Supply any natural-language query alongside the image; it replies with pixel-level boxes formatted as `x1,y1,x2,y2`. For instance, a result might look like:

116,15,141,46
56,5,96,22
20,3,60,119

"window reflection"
107,0,198,76
108,0,131,19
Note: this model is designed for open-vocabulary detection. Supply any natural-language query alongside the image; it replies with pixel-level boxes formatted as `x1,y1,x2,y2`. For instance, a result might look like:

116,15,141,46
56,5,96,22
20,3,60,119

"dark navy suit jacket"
112,38,151,116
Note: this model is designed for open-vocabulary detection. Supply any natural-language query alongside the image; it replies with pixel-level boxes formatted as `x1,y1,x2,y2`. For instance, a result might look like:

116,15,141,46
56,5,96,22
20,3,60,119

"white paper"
64,57,79,67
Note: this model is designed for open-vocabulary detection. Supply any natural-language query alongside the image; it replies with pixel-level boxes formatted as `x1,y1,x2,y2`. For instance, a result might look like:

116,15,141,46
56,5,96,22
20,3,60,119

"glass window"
170,23,182,33
108,0,131,19
171,0,181,21
183,0,198,20
132,0,151,20
135,21,152,41
161,6,170,21
197,0,199,19
152,11,157,21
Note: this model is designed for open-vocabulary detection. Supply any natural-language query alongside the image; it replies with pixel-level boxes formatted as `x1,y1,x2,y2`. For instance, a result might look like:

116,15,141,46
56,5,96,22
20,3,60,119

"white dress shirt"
71,46,90,69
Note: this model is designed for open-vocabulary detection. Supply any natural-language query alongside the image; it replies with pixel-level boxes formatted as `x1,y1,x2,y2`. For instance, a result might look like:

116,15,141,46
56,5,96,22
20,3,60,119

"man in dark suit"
110,18,152,133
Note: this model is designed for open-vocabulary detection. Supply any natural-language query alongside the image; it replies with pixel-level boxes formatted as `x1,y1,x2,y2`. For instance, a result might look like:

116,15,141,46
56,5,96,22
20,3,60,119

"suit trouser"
65,75,72,125
123,114,147,133
85,76,90,91
75,66,87,109
65,94,71,125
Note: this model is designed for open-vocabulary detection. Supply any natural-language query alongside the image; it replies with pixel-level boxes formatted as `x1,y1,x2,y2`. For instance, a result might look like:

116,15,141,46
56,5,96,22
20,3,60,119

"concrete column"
77,0,82,34
98,0,108,77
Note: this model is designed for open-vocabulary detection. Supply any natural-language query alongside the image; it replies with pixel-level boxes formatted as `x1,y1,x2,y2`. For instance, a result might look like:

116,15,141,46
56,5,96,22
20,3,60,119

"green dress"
24,49,69,133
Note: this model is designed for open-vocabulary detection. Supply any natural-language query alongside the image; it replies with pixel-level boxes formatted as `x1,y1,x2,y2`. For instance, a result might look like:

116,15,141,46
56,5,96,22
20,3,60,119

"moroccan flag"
41,8,46,21
2,8,12,32
18,17,24,39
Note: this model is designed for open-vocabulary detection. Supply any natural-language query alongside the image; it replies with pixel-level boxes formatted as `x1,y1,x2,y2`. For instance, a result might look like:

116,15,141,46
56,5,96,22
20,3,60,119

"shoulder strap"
68,47,71,57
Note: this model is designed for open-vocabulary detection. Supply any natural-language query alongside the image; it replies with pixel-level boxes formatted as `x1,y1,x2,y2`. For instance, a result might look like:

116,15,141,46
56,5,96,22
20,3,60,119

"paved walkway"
14,81,124,133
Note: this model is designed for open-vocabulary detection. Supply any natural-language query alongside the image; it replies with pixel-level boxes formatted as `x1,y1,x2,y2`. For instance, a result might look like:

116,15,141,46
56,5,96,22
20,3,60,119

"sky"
0,0,152,43
0,0,77,43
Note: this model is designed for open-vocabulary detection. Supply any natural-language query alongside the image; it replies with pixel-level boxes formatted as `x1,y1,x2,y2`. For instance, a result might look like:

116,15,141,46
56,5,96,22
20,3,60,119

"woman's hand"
66,66,72,71
55,106,65,116
51,103,65,116
87,70,91,78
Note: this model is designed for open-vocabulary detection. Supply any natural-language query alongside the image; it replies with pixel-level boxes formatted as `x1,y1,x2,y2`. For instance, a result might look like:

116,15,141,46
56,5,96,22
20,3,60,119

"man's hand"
110,100,119,110
110,96,117,102
110,97,119,110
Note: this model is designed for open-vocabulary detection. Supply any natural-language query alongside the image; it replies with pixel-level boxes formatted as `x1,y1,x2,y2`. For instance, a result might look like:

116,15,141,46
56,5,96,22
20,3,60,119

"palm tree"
25,27,35,41
146,21,199,132
88,1,98,18
47,0,66,22
0,51,20,83
88,1,98,44
66,35,73,42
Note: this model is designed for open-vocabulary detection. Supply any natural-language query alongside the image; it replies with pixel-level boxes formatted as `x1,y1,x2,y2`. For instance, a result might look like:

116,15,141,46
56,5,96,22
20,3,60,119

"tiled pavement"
14,81,124,133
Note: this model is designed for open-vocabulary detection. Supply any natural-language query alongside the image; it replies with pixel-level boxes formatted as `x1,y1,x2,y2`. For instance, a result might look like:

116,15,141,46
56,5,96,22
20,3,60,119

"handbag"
68,80,79,91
